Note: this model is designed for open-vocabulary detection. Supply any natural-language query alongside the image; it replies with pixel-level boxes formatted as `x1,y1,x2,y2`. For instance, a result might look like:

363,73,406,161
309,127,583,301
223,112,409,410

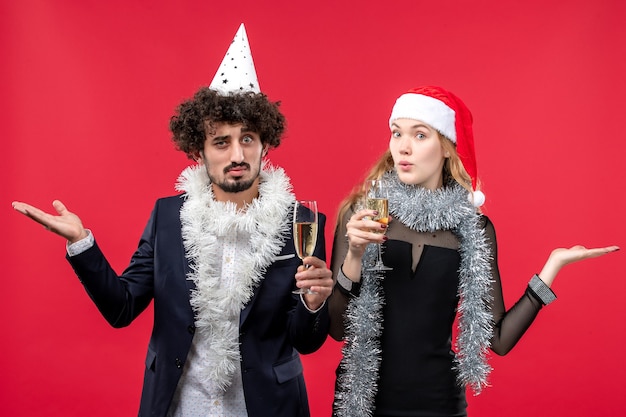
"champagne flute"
292,200,319,294
365,179,392,271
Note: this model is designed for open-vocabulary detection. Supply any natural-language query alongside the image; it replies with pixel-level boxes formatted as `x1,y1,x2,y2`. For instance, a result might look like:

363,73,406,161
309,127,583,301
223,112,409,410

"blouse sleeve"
328,208,353,341
485,216,556,355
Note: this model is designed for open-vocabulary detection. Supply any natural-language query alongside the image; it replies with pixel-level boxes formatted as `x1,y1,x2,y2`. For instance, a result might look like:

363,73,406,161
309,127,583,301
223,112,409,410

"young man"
12,24,332,417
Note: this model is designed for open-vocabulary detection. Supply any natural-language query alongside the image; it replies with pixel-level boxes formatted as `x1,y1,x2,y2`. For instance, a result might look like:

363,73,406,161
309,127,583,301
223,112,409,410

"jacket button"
175,358,182,369
187,325,196,334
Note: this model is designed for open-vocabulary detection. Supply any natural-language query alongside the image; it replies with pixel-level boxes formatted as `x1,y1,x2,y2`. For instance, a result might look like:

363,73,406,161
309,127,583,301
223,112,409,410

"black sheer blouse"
329,209,549,417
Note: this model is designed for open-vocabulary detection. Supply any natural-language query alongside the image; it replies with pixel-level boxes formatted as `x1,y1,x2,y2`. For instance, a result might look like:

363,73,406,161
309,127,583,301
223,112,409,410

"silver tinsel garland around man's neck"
333,171,494,417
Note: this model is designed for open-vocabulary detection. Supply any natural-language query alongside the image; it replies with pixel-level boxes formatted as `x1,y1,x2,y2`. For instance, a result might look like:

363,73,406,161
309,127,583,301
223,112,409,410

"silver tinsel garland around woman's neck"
334,171,494,417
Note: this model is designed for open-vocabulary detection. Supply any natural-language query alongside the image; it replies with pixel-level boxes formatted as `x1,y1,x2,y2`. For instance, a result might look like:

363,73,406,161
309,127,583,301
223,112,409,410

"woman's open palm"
551,245,620,269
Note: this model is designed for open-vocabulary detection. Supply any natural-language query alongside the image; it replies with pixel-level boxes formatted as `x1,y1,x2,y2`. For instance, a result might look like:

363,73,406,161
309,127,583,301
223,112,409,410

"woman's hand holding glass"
344,179,393,269
345,208,389,254
364,179,392,271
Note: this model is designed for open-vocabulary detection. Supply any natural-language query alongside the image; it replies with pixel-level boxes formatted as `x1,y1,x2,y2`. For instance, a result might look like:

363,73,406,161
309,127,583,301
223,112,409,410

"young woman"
328,85,618,417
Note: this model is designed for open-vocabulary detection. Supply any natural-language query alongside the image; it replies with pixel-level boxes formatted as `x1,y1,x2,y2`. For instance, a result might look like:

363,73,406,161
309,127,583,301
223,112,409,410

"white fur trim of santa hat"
389,93,457,143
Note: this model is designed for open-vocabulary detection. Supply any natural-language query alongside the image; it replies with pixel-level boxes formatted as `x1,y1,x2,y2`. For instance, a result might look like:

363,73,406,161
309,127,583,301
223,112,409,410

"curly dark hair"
169,87,286,159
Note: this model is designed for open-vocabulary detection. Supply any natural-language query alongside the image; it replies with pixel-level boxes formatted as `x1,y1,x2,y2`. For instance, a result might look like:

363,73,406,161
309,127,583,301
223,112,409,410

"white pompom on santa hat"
389,86,485,207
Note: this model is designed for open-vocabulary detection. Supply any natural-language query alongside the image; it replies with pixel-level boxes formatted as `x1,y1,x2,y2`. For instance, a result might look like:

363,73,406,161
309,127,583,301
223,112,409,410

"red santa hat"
389,85,485,207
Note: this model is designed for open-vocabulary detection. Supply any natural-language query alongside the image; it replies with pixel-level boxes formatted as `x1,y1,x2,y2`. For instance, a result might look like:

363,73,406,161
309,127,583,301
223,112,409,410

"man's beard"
207,161,260,193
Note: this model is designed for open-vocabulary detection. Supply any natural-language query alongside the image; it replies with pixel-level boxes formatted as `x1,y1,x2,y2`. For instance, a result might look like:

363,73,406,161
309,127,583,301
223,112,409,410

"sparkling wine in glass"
293,200,319,294
365,179,392,271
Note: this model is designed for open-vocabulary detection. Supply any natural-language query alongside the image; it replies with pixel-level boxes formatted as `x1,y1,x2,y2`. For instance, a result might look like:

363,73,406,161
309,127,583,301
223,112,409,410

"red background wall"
2,1,625,416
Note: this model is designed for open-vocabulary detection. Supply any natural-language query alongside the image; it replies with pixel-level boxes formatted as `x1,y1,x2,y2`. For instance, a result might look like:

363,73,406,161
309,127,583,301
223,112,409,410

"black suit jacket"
67,195,330,417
